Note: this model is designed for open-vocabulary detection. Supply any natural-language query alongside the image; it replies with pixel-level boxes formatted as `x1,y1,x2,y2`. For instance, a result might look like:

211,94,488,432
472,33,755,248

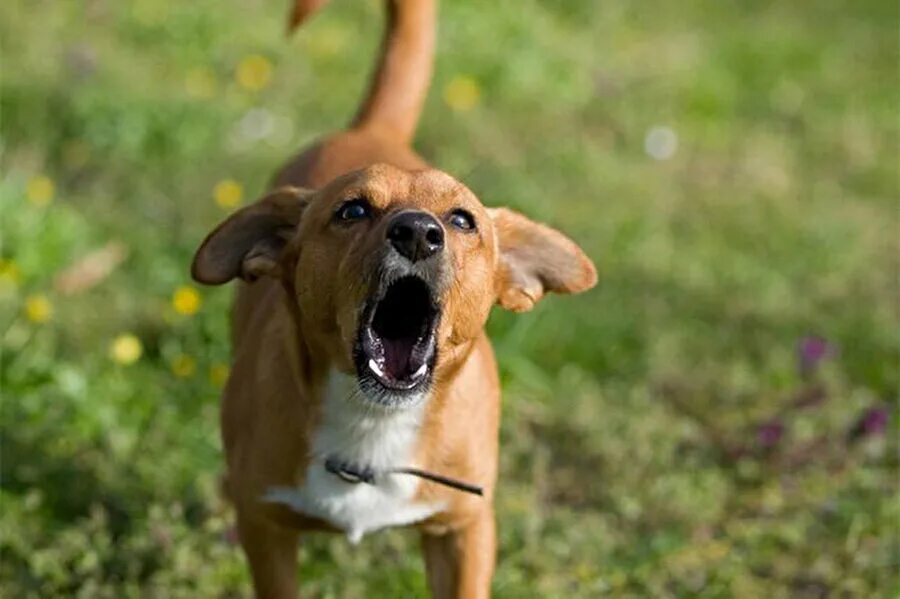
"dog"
190,0,596,596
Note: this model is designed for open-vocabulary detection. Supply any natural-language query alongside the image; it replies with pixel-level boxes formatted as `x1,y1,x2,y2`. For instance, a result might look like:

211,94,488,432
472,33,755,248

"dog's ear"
489,208,597,312
191,186,313,285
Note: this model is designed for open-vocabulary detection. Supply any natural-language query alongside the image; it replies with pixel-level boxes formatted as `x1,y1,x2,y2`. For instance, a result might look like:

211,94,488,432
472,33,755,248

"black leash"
324,457,484,497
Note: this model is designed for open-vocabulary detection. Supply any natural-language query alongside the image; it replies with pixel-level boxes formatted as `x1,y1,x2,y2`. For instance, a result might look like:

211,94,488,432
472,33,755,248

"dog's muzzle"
354,274,440,398
352,211,449,405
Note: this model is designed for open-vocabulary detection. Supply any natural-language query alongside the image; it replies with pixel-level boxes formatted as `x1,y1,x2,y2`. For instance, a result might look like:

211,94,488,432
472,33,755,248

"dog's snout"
386,211,444,262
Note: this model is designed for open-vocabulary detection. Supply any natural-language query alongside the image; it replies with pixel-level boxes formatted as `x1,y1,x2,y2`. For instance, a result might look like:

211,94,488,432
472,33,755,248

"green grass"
1,0,898,596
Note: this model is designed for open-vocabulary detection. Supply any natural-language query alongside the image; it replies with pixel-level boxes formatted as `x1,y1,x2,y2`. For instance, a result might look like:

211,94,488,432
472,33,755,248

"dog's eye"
448,209,476,232
335,199,371,222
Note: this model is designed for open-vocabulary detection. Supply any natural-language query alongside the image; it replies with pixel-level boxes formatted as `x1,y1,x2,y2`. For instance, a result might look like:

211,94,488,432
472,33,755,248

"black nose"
386,211,444,262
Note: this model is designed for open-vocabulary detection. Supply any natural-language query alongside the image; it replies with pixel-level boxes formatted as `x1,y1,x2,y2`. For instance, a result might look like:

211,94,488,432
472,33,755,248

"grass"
1,0,898,596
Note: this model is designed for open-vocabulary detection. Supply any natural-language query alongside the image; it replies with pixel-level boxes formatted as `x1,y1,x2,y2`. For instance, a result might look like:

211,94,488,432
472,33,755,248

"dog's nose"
386,211,444,262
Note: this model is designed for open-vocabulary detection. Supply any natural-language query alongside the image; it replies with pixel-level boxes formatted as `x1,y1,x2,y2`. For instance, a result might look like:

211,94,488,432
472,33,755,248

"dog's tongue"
383,337,416,379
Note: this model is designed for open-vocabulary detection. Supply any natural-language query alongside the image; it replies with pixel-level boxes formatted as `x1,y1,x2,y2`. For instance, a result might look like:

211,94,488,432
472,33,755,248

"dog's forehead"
348,163,409,199
348,164,479,210
409,169,466,197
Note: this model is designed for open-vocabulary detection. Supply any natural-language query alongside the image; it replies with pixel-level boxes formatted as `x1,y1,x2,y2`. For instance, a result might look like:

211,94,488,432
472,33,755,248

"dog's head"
192,164,595,407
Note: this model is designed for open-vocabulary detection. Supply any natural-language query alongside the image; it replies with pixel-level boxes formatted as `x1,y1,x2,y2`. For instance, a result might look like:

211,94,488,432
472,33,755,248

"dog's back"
273,0,436,189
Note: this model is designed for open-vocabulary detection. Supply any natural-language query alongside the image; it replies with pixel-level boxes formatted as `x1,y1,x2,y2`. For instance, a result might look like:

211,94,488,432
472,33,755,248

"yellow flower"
185,67,218,99
171,354,197,378
235,55,273,92
0,259,21,291
443,75,481,112
172,285,202,316
213,179,243,209
24,294,52,323
26,175,55,206
110,334,143,365
209,363,230,387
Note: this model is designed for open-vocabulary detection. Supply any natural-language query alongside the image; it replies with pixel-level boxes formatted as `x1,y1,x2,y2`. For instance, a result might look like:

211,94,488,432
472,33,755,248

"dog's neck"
313,369,428,469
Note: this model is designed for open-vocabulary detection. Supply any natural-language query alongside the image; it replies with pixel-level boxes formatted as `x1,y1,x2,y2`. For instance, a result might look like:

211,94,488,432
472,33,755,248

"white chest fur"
264,371,445,543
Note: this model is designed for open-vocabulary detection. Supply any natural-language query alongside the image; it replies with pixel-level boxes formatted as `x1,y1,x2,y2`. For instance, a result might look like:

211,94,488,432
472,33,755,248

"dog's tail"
288,0,436,144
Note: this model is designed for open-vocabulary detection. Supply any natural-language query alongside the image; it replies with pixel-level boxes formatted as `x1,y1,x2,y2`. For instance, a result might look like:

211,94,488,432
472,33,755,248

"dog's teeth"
413,363,428,378
368,359,385,378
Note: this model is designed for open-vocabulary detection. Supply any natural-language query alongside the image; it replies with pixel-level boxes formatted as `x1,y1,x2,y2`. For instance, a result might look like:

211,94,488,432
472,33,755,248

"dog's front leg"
421,508,496,599
237,514,299,598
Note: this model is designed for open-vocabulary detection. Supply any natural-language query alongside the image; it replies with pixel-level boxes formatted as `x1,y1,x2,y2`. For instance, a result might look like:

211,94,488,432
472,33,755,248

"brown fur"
191,1,596,597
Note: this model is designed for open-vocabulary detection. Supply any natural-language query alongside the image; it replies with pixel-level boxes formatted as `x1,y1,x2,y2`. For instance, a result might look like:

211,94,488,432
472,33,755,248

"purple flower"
848,406,889,441
757,420,784,448
797,335,837,375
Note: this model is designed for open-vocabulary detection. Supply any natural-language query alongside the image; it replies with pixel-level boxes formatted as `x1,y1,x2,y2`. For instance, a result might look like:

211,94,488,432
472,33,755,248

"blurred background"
1,0,897,596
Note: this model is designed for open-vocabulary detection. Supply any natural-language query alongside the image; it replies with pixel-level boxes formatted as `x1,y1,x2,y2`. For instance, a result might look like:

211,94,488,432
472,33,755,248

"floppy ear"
489,208,597,312
191,186,313,285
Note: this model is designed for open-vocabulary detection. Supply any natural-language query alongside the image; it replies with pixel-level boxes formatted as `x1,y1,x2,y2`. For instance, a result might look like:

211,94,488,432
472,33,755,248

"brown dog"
191,0,596,596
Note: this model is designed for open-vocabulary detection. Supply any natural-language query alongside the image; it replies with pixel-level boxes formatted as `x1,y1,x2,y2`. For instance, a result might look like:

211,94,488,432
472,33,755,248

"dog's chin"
353,275,440,408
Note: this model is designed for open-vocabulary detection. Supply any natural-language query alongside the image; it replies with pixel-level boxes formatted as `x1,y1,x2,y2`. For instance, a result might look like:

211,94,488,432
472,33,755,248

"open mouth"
356,276,439,393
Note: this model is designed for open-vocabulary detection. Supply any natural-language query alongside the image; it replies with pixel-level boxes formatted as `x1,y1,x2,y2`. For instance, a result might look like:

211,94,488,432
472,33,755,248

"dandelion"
24,294,52,323
26,175,55,206
443,75,481,112
185,67,218,100
0,259,21,292
171,354,197,378
235,55,273,92
209,363,230,387
213,179,243,209
172,285,201,316
109,334,143,365
644,126,678,161
235,109,275,143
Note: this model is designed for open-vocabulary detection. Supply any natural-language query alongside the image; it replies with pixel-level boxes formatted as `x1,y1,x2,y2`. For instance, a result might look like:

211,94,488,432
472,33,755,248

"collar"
324,456,484,496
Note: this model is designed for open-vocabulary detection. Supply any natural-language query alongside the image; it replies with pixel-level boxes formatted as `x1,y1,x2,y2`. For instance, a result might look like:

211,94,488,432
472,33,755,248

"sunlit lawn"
1,0,897,596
